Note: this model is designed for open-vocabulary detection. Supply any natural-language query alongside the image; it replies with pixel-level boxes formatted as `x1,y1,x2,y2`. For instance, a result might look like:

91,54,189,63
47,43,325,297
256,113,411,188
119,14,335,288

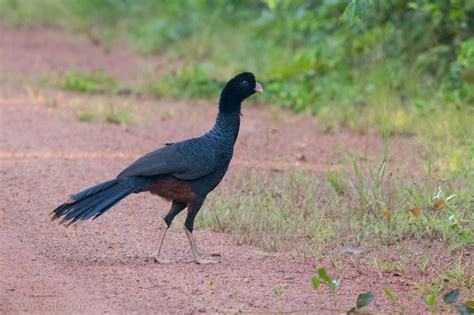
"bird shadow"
50,253,207,267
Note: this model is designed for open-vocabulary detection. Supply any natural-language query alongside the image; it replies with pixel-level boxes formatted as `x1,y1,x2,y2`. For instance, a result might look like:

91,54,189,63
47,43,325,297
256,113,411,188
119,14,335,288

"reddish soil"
0,24,470,314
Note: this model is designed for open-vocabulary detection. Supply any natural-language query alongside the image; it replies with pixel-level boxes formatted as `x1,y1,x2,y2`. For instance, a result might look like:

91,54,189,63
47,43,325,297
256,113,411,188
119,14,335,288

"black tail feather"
63,183,124,221
51,177,149,225
72,179,118,200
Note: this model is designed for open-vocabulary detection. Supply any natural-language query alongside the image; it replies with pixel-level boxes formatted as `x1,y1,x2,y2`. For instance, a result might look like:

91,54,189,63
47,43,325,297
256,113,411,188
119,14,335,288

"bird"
51,72,263,264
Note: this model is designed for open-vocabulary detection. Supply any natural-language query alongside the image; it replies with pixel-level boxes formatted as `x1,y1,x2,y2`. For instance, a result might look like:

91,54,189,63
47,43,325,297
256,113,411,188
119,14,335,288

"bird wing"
116,139,217,180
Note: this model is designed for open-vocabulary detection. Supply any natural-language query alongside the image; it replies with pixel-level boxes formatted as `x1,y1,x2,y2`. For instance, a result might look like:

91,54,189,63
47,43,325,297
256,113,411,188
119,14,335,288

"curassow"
51,72,263,264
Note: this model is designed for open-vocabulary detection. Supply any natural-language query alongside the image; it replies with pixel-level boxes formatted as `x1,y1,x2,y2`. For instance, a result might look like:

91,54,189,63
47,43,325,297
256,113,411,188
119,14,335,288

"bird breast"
149,175,197,205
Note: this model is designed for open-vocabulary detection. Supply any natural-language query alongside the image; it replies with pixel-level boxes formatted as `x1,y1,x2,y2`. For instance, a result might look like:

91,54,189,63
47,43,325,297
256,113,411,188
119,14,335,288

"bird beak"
254,82,263,93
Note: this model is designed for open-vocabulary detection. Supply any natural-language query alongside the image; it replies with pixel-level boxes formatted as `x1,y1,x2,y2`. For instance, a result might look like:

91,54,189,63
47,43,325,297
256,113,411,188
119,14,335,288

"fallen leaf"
383,210,393,218
356,291,375,309
433,199,445,211
410,207,422,217
443,289,460,304
26,87,45,104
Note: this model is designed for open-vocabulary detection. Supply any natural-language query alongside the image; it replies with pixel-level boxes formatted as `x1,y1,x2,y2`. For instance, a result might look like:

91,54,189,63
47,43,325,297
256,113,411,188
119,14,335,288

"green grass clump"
104,105,133,126
72,100,133,127
63,71,117,94
197,169,338,252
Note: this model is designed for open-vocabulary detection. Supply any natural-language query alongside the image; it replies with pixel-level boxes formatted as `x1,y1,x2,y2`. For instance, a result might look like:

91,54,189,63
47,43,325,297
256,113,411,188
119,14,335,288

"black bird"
51,72,263,264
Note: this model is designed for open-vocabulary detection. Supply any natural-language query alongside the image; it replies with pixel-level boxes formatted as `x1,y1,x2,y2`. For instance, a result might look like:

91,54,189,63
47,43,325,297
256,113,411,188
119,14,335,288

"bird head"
220,72,263,108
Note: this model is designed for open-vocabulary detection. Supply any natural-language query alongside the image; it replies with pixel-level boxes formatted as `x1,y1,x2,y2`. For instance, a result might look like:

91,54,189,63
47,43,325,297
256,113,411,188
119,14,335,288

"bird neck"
208,107,241,146
218,92,242,114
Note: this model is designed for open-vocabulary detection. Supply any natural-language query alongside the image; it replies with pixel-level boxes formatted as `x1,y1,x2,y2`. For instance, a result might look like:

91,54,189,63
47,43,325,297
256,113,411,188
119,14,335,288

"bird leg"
152,202,187,264
152,219,172,264
184,228,218,264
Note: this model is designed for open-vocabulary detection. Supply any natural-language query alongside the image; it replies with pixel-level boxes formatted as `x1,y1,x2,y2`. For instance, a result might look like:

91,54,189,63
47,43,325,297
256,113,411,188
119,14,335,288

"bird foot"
186,257,219,265
153,256,173,264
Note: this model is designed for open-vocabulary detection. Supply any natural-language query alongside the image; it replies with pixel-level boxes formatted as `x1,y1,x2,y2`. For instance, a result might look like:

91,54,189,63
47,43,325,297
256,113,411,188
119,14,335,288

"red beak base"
254,82,263,93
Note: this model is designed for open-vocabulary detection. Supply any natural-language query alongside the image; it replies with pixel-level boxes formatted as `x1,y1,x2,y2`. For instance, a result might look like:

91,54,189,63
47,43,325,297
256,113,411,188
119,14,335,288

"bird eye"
240,80,249,88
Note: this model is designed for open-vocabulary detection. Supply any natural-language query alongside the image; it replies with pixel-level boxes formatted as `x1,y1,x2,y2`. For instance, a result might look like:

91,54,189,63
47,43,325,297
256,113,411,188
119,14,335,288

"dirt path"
0,25,462,314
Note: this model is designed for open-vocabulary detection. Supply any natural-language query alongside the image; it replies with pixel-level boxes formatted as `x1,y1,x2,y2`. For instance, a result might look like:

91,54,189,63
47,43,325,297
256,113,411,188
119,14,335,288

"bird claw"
196,259,219,265
187,258,219,265
153,256,173,264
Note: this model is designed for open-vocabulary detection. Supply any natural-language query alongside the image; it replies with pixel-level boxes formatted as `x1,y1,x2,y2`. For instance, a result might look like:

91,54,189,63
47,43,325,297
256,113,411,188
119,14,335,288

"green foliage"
63,71,117,94
415,283,472,314
316,268,340,294
311,267,340,306
443,290,460,305
312,269,375,312
326,172,347,196
384,284,398,304
456,301,474,315
2,0,473,107
342,0,383,22
356,291,375,309
423,288,439,311
148,65,222,99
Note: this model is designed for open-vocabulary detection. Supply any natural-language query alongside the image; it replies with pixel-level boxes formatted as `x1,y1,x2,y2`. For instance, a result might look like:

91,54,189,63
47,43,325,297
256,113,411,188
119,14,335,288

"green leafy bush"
2,0,472,106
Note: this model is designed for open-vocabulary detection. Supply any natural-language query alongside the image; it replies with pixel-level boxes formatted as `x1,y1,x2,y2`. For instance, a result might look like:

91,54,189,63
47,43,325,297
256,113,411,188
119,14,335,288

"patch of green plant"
350,291,375,313
326,171,347,196
72,99,133,127
75,107,95,123
63,71,117,94
457,300,474,315
317,280,469,314
441,258,473,289
383,284,401,311
311,267,375,313
146,65,222,99
371,256,406,275
416,256,431,276
311,267,340,306
444,289,460,305
104,105,133,126
196,169,339,252
423,287,441,313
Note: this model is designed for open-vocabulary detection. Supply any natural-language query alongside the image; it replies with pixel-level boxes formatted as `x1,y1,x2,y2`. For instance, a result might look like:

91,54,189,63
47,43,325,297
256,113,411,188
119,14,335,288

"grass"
196,150,473,253
416,256,431,276
194,137,472,311
371,256,406,275
441,258,473,288
63,71,118,94
195,153,472,312
50,71,136,126
71,98,134,127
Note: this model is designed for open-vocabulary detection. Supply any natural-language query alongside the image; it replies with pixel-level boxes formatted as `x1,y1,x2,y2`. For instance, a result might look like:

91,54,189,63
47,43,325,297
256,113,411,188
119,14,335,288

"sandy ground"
0,25,469,314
